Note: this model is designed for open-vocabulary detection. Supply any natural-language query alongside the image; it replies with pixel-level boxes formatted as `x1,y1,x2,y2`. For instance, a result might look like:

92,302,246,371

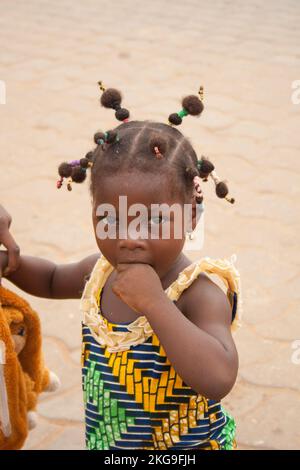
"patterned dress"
80,254,241,450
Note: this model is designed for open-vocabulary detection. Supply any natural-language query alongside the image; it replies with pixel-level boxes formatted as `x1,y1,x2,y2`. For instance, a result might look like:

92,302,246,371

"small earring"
186,230,195,240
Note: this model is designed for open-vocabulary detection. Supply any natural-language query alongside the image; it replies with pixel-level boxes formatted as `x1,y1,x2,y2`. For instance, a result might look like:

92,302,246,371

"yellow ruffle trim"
79,254,242,352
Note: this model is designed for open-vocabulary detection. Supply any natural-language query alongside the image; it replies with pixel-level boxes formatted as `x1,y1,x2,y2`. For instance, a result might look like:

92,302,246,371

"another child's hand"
0,250,9,284
112,263,165,313
0,205,20,276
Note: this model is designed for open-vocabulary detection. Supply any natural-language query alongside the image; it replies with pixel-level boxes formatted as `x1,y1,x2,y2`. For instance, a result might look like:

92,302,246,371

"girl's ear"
190,197,204,232
190,197,198,232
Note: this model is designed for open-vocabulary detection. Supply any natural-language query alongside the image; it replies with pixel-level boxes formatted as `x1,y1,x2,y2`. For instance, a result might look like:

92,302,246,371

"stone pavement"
0,0,299,450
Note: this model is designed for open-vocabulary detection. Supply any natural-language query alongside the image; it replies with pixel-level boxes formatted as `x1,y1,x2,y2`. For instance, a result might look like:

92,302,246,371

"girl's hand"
0,205,20,276
112,263,165,313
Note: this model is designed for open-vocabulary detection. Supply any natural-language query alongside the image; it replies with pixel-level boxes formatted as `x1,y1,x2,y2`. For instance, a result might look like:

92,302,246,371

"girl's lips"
118,260,153,267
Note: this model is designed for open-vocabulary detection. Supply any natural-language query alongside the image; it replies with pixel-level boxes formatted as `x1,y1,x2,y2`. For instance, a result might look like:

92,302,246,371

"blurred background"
0,0,299,450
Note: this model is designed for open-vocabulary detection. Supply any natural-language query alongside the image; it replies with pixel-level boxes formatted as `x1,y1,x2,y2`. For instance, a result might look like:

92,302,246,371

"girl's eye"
18,327,25,337
149,215,169,225
98,215,118,225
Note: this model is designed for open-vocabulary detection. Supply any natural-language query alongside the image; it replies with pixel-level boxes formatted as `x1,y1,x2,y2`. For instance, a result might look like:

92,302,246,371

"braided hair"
57,84,234,205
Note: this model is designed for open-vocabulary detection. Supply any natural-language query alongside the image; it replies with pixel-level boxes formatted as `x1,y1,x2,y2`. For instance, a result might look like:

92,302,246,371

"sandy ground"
0,0,299,450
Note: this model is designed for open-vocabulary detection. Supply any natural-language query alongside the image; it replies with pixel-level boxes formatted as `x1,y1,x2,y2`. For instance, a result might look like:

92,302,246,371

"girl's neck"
160,252,192,290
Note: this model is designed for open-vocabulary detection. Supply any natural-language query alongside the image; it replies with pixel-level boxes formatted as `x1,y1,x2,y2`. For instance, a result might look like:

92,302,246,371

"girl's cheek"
97,238,115,253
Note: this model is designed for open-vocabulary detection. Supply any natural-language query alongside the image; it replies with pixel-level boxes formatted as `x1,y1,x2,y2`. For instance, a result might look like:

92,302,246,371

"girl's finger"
0,231,20,274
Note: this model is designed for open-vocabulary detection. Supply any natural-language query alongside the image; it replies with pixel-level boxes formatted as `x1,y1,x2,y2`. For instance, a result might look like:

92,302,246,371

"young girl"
0,84,241,450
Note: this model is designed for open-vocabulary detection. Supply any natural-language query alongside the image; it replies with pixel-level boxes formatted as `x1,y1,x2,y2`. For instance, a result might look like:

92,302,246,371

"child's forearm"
1,251,56,298
143,296,238,401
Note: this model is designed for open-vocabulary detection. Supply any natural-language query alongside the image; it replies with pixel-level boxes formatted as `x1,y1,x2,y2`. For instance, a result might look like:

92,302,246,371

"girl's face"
92,172,192,279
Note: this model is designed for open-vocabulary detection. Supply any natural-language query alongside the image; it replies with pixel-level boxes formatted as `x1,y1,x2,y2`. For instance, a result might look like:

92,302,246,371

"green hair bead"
177,108,189,119
196,160,202,171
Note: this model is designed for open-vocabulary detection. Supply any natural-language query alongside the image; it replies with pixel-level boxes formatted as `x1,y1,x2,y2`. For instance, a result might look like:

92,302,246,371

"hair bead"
177,109,189,119
153,147,162,158
56,176,63,189
198,85,204,102
149,136,167,159
67,177,72,191
98,80,106,92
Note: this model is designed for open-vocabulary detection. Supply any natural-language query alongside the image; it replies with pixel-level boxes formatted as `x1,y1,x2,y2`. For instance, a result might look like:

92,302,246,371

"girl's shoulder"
79,252,103,282
167,255,241,331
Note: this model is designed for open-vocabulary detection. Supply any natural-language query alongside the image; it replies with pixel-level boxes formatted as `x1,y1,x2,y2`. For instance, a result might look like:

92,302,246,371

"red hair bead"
154,146,163,159
56,177,63,189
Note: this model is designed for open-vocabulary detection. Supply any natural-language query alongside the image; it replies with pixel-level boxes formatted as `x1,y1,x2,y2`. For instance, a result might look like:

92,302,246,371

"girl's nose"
118,221,148,246
118,237,146,251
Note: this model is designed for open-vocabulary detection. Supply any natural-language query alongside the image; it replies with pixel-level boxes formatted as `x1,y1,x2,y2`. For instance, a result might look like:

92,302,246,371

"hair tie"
149,136,166,160
154,146,163,159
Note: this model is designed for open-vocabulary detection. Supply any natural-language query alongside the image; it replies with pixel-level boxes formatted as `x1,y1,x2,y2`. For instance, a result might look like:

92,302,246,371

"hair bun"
80,158,89,169
216,181,229,198
71,166,87,183
105,129,119,144
198,156,214,179
185,166,198,180
85,151,94,161
94,132,106,145
168,113,182,125
115,108,129,121
58,162,72,178
100,88,122,109
182,95,204,116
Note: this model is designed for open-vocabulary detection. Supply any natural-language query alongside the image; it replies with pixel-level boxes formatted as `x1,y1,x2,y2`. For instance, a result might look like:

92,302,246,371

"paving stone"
44,424,85,450
39,386,85,423
23,417,63,451
235,390,300,450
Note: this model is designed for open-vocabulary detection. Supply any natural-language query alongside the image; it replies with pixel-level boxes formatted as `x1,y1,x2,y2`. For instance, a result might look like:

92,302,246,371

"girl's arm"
112,263,238,402
0,251,100,299
143,276,238,401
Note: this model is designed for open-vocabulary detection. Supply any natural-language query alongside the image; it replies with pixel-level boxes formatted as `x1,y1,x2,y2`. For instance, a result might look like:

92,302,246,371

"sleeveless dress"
79,254,241,450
